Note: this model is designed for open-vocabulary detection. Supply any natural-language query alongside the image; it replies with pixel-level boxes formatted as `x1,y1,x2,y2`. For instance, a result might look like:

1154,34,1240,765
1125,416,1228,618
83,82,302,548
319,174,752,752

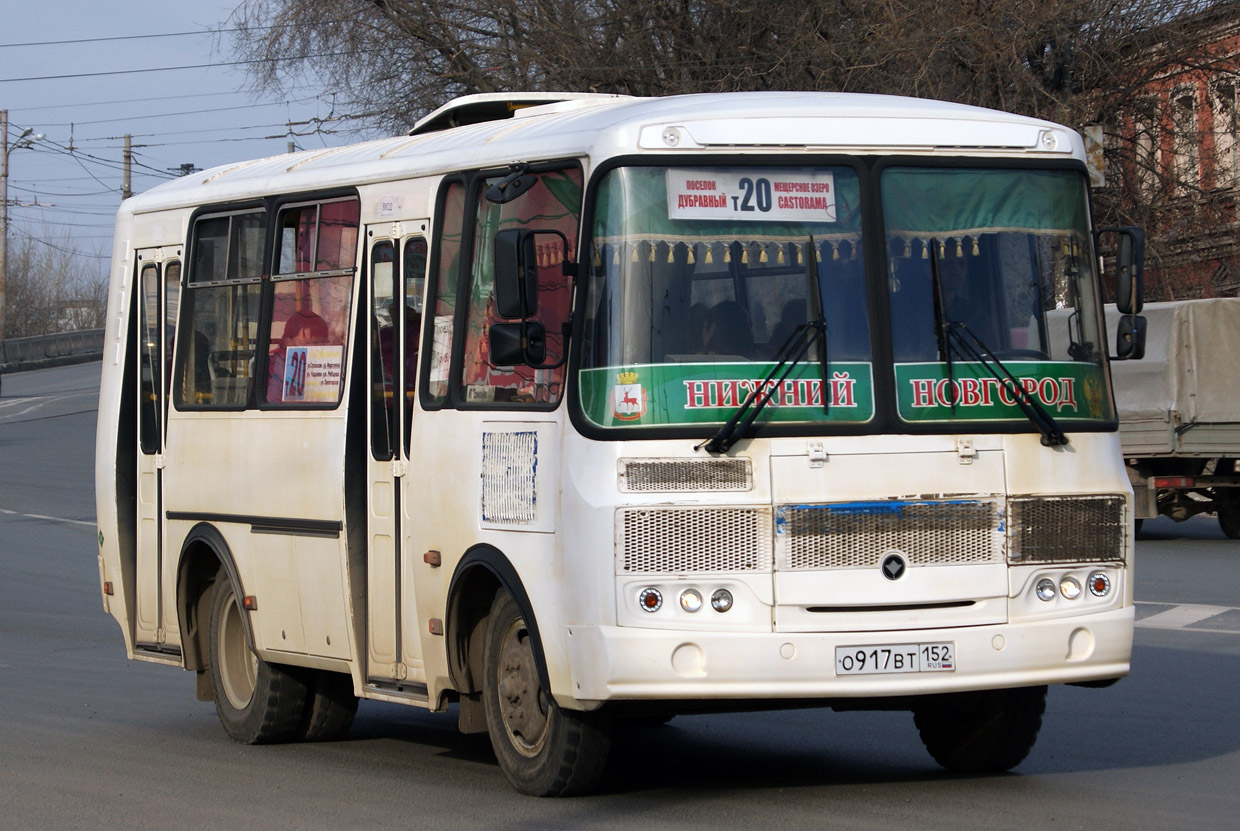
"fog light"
1088,572,1112,597
1036,578,1056,602
1060,576,1082,600
710,588,734,612
680,589,703,613
638,587,663,612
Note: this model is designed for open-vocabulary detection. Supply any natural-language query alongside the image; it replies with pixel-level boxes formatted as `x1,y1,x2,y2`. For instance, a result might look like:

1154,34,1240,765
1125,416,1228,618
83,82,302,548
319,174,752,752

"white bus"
97,91,1146,796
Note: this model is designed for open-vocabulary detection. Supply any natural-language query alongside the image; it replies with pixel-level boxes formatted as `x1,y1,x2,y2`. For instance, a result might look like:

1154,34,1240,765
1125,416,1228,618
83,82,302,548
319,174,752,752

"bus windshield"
882,167,1113,427
577,164,1114,432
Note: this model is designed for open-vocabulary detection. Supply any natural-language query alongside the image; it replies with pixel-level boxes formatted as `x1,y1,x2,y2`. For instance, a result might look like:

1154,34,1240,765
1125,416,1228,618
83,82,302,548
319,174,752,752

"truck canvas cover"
1106,299,1240,455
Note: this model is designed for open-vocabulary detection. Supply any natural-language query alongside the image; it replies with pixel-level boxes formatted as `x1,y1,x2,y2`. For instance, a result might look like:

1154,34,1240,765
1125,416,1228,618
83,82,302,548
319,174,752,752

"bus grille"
616,507,773,573
618,458,752,493
776,500,1001,570
1008,495,1126,563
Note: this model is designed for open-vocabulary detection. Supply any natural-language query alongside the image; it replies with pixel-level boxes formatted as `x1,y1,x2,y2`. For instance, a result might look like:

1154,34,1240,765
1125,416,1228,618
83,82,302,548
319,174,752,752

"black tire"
207,578,309,744
482,591,612,796
913,685,1047,774
1219,508,1240,539
1215,460,1240,539
299,670,358,742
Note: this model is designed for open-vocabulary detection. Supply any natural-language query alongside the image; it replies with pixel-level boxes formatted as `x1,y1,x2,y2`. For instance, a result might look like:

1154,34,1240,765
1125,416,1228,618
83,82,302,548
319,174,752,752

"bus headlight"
679,589,703,613
710,588,734,612
1059,576,1082,600
1036,578,1056,602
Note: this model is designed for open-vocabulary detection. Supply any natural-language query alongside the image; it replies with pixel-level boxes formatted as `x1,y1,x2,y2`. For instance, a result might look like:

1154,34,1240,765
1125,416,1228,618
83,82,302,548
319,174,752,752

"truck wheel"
207,578,309,744
299,670,358,742
1215,460,1240,539
482,591,612,796
1219,507,1240,539
913,685,1046,774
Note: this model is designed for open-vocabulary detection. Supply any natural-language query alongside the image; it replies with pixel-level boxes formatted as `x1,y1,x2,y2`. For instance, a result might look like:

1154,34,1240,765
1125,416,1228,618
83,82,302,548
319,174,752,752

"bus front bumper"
562,606,1133,704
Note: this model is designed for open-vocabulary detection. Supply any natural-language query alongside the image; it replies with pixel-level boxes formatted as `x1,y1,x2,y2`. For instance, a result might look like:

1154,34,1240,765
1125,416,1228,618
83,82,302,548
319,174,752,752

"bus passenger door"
134,247,181,650
365,230,428,689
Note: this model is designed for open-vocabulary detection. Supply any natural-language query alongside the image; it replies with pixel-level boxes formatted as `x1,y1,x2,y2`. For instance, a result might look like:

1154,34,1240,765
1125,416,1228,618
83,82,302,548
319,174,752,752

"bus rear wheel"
913,685,1047,774
299,670,358,742
207,578,308,744
481,591,612,796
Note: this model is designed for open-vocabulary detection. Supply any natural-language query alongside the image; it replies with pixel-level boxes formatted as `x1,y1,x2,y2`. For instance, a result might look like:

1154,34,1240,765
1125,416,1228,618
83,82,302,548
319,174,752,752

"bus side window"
424,180,466,407
176,210,266,408
403,237,427,454
459,166,581,405
263,198,358,407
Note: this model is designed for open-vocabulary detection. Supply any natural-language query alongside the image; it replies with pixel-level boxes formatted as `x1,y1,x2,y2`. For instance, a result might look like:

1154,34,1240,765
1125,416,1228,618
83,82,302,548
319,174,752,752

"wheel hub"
217,589,258,710
496,621,549,756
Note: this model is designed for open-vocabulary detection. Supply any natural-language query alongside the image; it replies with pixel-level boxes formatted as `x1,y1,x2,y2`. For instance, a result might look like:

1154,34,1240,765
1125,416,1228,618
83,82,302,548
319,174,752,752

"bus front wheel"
912,685,1047,774
207,578,309,744
481,591,612,796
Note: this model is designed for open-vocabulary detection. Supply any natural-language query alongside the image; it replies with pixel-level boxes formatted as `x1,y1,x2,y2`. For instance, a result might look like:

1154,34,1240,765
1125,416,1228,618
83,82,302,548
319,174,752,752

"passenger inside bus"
266,281,332,402
890,249,997,362
701,300,754,358
376,297,421,391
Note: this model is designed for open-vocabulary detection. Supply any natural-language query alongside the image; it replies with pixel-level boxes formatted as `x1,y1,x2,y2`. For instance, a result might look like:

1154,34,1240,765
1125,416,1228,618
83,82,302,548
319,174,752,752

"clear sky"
0,1,358,272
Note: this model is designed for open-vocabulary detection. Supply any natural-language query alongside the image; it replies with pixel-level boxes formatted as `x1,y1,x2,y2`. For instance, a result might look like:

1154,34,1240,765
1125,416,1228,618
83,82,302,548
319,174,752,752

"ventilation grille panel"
617,507,772,573
618,458,753,493
1008,495,1125,563
777,500,1001,570
480,431,538,525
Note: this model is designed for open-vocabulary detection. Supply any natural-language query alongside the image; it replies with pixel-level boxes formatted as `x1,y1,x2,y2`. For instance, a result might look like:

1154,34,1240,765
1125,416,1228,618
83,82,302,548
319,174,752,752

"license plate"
834,643,955,675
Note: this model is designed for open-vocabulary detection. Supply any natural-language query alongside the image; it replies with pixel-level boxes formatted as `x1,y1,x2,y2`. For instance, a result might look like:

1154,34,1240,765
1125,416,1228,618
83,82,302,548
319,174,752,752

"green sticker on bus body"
578,362,875,428
893,361,1113,423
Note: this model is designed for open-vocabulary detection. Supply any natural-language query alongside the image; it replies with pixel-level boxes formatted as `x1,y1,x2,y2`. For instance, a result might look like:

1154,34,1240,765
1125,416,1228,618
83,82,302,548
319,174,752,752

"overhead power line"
0,29,224,48
0,50,366,84
0,21,350,50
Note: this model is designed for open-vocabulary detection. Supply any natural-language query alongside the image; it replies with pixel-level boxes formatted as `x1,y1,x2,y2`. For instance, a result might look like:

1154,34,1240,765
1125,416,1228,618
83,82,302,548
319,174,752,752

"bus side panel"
162,412,354,663
406,409,571,706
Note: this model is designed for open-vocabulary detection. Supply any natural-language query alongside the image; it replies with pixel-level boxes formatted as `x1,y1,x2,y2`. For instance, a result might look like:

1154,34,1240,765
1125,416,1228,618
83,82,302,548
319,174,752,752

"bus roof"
121,91,1082,215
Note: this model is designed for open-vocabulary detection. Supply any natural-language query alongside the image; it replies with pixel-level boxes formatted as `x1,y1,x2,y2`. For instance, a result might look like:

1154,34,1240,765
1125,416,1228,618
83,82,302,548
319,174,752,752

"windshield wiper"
927,238,1065,446
943,320,1069,446
929,239,957,407
697,238,829,455
696,318,825,454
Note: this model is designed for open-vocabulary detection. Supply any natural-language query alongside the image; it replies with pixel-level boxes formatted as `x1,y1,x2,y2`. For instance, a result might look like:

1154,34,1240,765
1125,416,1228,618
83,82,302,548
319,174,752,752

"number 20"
739,177,772,212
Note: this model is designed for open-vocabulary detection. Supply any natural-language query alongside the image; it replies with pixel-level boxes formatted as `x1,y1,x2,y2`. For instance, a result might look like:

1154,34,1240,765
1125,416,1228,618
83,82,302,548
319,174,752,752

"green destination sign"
578,362,876,428
894,361,1113,423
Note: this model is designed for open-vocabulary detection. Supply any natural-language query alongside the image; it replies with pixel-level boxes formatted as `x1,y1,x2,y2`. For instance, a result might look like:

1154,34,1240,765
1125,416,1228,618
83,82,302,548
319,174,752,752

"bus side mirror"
1098,226,1145,314
1115,314,1147,360
1097,226,1146,360
493,229,539,319
489,321,546,366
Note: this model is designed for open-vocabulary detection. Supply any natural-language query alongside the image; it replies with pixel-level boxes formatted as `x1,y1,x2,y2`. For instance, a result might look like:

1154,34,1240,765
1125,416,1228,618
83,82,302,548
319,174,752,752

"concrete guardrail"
0,329,105,373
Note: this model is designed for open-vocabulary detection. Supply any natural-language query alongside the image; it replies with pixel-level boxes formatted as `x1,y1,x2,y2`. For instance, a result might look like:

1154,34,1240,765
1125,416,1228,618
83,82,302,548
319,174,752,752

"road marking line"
0,508,95,528
1136,603,1233,629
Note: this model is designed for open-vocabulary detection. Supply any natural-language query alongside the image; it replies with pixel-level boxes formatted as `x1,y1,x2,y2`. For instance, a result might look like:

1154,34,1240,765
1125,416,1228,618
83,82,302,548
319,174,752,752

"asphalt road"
1,362,1238,830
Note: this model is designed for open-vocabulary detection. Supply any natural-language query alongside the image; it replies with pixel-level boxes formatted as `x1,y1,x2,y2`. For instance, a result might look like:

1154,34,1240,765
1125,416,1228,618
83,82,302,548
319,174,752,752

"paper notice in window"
431,315,453,385
283,345,343,402
666,169,836,222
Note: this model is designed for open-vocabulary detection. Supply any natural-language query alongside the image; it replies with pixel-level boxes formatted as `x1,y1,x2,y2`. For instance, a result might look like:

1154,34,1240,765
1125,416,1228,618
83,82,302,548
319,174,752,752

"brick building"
1107,2,1240,299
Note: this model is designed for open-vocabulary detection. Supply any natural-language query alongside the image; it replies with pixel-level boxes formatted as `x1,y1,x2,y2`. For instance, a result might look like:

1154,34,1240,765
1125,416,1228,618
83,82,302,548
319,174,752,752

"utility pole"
122,134,132,201
1,110,44,341
2,108,9,341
